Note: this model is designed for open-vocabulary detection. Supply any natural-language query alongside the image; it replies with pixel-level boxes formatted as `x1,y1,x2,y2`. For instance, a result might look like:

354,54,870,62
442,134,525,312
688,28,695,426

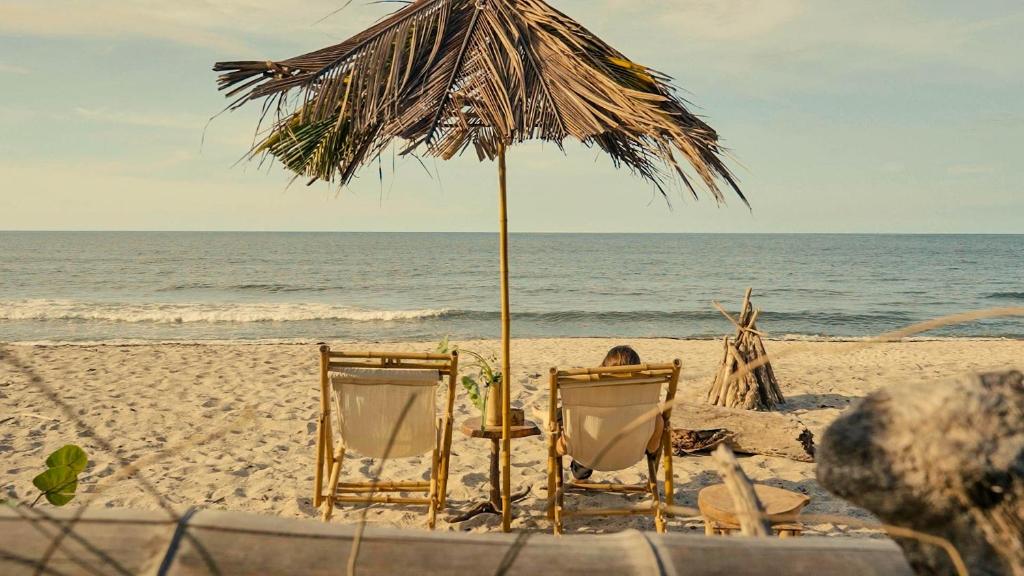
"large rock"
817,370,1024,576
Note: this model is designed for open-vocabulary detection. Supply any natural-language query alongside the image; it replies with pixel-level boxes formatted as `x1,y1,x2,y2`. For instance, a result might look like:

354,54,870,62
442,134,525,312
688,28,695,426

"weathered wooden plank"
1,508,912,575
0,507,177,576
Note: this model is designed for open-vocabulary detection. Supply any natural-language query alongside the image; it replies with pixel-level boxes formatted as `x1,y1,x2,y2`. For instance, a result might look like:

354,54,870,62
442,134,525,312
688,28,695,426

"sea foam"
0,300,448,324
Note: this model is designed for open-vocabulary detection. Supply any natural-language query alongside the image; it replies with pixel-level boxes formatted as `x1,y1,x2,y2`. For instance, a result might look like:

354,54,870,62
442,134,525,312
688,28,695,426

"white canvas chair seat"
331,367,440,459
561,381,662,471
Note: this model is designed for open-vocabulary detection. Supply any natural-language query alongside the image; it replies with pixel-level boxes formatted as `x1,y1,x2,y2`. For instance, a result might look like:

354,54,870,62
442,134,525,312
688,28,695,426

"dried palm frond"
214,0,746,203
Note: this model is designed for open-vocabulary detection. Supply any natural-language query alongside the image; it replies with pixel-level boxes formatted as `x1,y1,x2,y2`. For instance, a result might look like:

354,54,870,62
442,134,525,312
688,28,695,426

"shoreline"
5,335,1022,347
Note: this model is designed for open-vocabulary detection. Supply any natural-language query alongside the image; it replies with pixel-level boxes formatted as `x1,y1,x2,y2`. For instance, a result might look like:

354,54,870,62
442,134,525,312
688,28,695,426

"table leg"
447,438,532,524
489,438,501,508
492,438,532,504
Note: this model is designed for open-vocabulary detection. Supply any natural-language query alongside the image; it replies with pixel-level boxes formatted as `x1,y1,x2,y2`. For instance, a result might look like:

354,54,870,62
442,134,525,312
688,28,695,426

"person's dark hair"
601,345,641,367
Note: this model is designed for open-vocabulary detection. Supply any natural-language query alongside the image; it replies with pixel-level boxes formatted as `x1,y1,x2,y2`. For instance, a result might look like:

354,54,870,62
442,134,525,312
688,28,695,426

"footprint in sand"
460,472,487,486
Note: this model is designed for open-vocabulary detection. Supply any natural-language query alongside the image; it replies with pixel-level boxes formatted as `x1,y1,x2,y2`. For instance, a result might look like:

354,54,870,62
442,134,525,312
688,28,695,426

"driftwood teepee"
706,288,784,411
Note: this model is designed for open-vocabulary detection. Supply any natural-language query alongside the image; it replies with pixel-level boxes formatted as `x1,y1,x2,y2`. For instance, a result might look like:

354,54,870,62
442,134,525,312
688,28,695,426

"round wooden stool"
698,484,810,537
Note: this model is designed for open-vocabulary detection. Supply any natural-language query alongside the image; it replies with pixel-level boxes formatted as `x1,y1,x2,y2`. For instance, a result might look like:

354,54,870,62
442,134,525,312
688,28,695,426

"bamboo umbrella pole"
497,143,512,532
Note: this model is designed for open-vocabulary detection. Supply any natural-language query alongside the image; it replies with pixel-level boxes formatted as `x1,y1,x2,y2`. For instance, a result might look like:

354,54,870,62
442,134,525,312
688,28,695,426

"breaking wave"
985,291,1024,302
0,300,449,324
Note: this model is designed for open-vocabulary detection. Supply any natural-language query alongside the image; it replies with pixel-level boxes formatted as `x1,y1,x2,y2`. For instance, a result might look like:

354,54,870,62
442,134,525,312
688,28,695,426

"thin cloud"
947,163,997,177
590,0,804,42
0,0,384,54
879,162,906,175
587,0,1023,93
6,1,1019,84
656,0,805,41
0,62,31,75
0,106,38,124
74,107,205,130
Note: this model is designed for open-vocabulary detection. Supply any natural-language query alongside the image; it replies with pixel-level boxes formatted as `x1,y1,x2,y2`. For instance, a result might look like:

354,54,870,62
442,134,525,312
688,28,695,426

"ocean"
1,232,1021,343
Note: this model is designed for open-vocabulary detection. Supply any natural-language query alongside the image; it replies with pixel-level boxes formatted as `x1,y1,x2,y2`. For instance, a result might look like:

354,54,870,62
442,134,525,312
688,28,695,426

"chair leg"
546,434,558,520
553,488,563,536
647,454,665,533
661,418,675,506
427,461,438,529
553,456,565,535
704,518,715,535
314,416,327,508
427,425,441,530
437,416,454,508
322,456,342,522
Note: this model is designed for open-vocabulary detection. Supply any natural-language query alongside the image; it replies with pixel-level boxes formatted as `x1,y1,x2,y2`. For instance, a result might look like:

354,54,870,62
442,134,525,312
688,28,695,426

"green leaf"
436,336,450,354
46,445,88,474
461,376,484,411
32,466,79,506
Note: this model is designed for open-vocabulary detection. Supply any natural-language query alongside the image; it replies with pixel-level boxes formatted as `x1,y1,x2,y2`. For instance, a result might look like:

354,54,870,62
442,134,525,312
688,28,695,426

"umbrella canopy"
215,0,745,201
214,0,746,531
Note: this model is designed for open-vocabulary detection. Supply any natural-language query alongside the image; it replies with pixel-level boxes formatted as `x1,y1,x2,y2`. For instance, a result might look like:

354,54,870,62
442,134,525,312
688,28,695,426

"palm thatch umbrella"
213,0,746,531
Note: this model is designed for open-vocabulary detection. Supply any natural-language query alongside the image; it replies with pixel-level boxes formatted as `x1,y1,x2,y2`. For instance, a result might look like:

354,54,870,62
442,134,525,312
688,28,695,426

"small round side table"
446,417,541,523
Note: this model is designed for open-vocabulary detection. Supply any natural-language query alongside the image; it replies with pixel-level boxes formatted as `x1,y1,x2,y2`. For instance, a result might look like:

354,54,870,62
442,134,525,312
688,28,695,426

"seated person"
555,345,665,480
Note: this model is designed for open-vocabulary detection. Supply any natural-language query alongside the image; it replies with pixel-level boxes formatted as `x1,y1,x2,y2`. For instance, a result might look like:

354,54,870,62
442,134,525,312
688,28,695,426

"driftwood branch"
712,445,772,537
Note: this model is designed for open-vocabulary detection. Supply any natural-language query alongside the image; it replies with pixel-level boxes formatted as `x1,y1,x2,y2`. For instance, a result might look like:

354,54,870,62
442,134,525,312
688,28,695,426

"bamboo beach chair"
547,360,681,534
314,346,459,529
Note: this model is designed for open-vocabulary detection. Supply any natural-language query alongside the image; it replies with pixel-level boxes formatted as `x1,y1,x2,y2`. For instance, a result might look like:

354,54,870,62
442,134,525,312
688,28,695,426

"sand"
2,338,1021,536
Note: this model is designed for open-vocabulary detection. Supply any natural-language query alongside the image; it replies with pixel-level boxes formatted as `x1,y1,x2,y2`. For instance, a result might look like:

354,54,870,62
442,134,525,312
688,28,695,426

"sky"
0,0,1021,233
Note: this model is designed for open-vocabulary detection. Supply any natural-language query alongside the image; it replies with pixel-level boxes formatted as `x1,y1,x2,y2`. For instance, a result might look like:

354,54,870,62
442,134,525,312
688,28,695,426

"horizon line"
1,230,1023,236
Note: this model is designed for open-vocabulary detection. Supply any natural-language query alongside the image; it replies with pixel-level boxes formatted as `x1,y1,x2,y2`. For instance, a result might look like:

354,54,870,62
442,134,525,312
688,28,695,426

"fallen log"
672,402,815,462
0,507,913,575
818,370,1024,576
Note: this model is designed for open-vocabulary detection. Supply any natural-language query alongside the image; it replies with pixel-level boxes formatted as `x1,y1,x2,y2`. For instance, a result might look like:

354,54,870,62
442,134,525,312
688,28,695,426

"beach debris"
706,288,785,411
818,370,1024,576
672,428,734,454
672,402,815,462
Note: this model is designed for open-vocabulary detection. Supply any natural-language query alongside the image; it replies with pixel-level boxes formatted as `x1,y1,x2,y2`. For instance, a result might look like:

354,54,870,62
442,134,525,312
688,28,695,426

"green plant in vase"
437,337,501,430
